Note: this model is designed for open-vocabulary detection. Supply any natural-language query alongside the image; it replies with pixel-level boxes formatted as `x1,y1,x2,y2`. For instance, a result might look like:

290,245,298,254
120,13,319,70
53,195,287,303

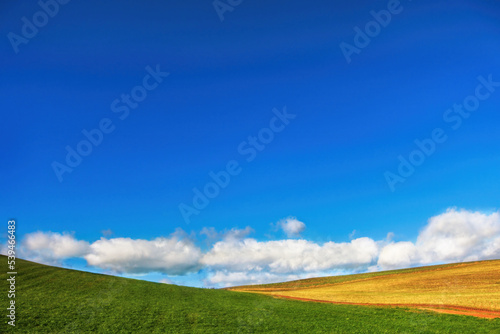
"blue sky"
1,0,500,287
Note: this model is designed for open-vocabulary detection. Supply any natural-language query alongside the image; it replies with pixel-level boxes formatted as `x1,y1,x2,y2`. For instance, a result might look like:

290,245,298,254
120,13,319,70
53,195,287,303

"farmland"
229,260,500,318
1,255,499,333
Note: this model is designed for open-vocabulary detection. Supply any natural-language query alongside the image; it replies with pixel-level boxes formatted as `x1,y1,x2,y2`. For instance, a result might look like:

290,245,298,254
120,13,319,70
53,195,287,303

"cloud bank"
201,238,378,273
12,209,500,287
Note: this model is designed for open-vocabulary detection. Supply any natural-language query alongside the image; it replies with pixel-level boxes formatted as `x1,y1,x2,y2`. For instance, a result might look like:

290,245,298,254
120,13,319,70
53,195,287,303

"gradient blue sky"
1,0,500,287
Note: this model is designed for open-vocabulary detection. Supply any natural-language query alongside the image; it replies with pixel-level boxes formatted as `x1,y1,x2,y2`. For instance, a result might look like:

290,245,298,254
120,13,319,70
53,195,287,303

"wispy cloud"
274,217,306,238
200,226,254,243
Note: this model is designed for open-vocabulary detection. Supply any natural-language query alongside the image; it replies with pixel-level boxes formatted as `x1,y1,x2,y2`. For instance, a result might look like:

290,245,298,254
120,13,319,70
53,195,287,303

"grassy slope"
0,256,499,333
230,260,500,311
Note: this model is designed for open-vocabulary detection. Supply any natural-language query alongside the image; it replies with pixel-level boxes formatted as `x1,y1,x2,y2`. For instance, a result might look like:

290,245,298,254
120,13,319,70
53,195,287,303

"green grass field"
1,256,499,333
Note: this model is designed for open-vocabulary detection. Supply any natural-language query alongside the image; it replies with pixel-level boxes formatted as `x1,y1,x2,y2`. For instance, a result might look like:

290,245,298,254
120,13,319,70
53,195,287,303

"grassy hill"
1,256,499,333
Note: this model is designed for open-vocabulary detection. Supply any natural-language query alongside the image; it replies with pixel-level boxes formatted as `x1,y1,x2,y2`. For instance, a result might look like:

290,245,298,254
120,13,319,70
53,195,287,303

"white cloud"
377,241,418,270
84,236,202,275
201,237,378,274
482,236,500,259
377,208,500,270
276,217,306,237
417,208,500,263
20,231,90,264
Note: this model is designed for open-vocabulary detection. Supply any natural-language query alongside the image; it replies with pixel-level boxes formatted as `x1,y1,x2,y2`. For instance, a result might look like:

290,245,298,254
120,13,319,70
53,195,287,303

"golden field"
229,260,500,317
